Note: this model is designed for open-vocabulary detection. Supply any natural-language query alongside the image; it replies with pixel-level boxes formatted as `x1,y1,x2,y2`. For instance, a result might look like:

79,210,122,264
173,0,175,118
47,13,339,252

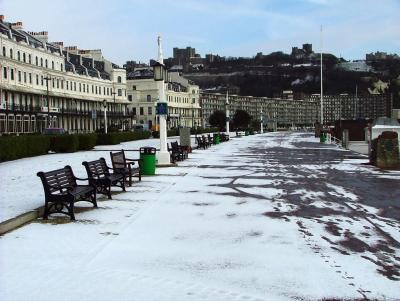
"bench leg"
107,184,112,199
69,201,76,221
43,201,49,220
92,191,97,208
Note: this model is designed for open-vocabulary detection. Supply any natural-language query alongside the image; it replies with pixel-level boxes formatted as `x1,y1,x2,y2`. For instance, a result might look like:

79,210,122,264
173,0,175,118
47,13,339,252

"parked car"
43,128,66,135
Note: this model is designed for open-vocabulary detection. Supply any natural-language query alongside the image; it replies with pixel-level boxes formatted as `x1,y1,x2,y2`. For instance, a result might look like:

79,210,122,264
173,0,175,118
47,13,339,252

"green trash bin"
320,133,327,143
140,147,156,175
214,133,221,145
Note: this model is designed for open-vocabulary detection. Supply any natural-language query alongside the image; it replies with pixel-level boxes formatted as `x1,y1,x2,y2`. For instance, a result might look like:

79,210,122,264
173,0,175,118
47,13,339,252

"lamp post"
154,35,171,165
260,108,264,134
225,89,230,134
103,99,108,134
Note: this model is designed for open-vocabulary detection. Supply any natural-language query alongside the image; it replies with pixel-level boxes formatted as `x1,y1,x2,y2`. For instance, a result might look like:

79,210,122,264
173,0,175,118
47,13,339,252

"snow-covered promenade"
1,132,399,300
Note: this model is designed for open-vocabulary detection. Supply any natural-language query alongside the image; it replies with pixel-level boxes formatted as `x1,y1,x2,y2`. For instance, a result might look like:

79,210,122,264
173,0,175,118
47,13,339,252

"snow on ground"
0,136,193,222
0,132,399,301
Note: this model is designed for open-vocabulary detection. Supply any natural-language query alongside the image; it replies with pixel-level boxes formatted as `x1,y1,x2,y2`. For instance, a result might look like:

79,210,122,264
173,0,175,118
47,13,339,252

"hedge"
77,133,98,150
50,135,79,153
0,135,50,162
0,131,152,162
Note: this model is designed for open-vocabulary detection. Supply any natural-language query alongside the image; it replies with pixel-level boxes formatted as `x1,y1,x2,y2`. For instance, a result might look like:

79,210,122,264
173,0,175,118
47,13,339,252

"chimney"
28,31,48,43
11,21,23,30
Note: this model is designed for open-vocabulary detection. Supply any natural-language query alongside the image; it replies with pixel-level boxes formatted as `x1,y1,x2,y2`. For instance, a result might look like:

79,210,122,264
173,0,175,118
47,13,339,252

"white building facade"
0,16,130,134
127,70,201,130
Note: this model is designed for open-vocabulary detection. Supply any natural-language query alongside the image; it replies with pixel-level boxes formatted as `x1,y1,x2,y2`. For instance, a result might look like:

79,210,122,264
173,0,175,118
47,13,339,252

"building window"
128,95,132,102
18,71,21,82
52,61,54,69
117,76,122,83
10,69,14,80
148,107,152,115
40,58,43,67
10,49,13,59
61,63,63,71
36,74,39,85
17,51,20,61
29,73,32,84
45,59,48,68
3,67,7,79
23,53,26,63
57,79,60,89
118,89,122,96
35,56,38,66
79,83,81,92
132,107,136,115
132,85,136,90
146,95,151,102
140,107,144,115
2,46,5,57
28,54,31,64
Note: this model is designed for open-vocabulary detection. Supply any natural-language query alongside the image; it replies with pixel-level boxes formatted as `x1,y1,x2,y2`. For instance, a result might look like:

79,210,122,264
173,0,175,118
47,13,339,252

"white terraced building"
127,69,201,130
0,16,130,134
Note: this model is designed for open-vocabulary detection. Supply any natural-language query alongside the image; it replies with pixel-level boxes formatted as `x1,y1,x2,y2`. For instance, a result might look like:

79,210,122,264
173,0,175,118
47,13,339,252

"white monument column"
156,36,171,165
225,90,230,134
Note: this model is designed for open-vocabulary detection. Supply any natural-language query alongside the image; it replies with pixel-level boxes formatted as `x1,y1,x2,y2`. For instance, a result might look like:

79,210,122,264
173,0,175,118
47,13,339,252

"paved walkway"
0,132,399,301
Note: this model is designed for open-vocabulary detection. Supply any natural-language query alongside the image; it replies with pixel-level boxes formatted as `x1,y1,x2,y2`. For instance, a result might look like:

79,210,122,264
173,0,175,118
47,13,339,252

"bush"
96,131,152,145
96,133,120,145
0,135,50,162
50,135,79,153
77,133,97,150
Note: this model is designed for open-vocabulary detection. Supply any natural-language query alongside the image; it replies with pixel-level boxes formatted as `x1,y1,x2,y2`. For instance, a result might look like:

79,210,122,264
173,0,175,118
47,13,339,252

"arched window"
45,59,48,68
17,51,20,61
51,61,54,69
117,76,122,83
40,58,43,67
23,53,26,63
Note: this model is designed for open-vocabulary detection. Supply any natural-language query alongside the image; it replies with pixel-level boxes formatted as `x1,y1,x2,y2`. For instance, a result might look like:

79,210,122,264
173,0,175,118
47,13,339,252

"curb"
0,206,44,235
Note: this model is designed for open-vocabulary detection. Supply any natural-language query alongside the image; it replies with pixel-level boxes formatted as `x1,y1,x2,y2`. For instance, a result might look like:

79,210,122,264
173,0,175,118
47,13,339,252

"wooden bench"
82,158,125,199
110,150,141,186
37,165,97,220
168,141,188,162
196,136,207,149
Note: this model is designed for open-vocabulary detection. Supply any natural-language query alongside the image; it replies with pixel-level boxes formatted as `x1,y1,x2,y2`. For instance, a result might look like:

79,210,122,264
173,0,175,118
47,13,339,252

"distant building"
126,69,201,129
200,92,318,128
305,94,391,124
336,60,373,72
291,43,313,59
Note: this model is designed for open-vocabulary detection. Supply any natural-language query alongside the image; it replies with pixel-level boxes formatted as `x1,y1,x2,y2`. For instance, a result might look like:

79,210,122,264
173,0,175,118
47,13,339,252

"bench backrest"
110,151,126,170
82,158,109,179
171,141,180,151
37,165,76,195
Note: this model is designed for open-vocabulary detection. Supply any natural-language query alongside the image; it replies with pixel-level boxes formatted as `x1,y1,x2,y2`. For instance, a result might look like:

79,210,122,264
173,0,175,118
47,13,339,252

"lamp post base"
156,151,171,166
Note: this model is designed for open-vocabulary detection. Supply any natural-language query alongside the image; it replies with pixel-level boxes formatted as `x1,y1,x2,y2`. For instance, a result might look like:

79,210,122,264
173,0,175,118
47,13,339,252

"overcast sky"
1,0,399,65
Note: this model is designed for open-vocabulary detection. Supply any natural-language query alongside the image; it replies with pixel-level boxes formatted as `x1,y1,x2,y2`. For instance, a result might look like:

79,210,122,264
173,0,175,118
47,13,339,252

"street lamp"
153,36,171,166
225,90,230,135
103,99,108,134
